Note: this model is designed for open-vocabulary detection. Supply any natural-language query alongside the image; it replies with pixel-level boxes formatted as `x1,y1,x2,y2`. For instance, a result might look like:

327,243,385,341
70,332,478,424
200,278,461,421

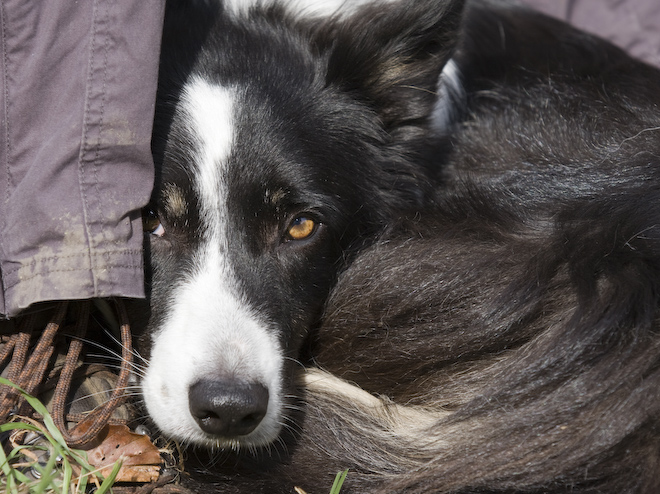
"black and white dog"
140,0,660,492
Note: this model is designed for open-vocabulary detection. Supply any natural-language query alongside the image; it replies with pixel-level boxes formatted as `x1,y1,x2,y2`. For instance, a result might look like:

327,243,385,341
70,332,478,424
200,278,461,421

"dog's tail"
298,186,660,493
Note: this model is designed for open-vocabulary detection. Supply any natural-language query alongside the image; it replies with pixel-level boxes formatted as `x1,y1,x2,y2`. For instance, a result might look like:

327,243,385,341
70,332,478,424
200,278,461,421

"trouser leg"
0,0,165,317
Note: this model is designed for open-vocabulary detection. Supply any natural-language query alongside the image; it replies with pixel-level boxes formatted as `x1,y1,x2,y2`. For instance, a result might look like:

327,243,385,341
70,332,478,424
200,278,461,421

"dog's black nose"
188,379,269,437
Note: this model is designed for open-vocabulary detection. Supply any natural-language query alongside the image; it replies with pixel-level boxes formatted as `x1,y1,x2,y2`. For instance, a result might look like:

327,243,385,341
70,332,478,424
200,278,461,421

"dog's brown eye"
287,216,316,240
143,208,165,237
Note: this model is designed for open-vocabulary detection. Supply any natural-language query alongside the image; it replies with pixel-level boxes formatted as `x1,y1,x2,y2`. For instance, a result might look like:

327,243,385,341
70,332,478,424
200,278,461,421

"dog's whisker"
127,0,660,490
67,388,144,406
82,357,147,378
68,334,148,370
283,356,306,369
99,327,151,365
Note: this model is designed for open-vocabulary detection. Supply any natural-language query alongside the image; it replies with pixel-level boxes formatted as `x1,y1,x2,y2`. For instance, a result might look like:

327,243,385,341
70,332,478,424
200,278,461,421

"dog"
139,0,660,491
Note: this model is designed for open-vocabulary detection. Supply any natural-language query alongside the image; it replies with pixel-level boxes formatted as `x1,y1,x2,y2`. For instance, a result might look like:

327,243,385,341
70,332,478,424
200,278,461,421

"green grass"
0,377,120,494
329,470,348,494
1,376,348,494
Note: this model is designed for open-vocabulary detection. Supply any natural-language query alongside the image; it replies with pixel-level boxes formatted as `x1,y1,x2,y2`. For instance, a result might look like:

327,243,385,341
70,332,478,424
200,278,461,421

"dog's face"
141,0,464,449
143,75,383,448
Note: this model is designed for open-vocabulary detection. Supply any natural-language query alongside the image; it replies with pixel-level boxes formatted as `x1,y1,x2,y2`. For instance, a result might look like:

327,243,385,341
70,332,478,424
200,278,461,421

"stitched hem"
2,249,144,279
1,248,145,317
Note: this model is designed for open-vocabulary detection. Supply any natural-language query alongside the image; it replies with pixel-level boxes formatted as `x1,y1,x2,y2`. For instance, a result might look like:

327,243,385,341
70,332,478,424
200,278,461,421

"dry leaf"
99,464,161,483
86,424,163,482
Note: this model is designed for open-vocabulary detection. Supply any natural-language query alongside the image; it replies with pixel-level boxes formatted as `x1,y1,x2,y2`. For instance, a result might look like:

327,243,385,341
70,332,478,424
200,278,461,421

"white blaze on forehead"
181,76,236,238
223,0,400,19
142,77,284,447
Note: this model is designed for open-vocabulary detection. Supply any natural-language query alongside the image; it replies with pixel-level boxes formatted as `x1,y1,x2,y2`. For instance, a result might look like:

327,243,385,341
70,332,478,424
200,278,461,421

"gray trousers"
520,0,660,68
0,1,165,317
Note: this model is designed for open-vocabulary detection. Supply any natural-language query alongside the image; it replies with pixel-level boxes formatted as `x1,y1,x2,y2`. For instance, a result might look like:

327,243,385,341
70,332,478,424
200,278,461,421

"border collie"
140,0,660,492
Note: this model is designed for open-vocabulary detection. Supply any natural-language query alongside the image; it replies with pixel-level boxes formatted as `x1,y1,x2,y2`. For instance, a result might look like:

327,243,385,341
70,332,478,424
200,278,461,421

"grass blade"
329,470,348,494
0,422,42,434
0,376,67,447
32,447,60,494
95,460,122,494
0,434,19,494
0,377,117,494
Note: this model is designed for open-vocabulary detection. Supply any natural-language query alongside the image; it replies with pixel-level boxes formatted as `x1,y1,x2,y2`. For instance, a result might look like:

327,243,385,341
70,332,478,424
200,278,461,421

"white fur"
142,78,284,447
223,0,399,19
303,368,444,436
432,59,466,133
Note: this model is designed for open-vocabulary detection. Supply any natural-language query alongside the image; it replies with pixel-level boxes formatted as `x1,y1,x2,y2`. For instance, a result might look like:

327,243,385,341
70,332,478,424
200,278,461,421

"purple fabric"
0,1,165,317
1,0,653,318
519,0,660,68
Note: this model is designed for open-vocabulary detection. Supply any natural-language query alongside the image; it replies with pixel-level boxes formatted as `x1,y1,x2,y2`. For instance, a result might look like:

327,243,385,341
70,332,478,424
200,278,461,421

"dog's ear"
317,0,465,131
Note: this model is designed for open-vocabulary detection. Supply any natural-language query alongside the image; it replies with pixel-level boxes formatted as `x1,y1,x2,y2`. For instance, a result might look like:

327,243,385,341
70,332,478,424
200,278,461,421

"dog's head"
141,0,464,449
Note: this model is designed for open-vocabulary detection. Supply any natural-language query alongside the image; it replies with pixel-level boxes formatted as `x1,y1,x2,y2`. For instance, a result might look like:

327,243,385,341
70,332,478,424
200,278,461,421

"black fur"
144,0,463,450
142,0,660,492
311,185,660,493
